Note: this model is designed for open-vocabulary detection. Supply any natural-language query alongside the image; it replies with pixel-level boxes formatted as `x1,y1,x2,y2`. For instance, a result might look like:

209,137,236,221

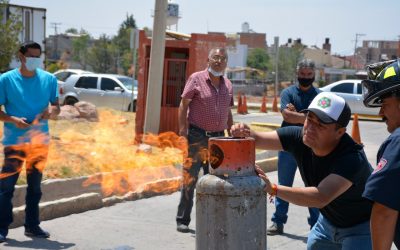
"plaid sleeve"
181,74,197,100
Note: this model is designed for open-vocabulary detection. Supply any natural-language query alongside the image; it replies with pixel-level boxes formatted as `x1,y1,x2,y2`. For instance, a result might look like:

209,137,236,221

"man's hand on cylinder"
255,165,273,194
230,123,251,138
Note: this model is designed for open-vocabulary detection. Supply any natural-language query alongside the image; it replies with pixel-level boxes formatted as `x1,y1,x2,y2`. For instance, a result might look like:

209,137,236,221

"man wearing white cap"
231,92,373,249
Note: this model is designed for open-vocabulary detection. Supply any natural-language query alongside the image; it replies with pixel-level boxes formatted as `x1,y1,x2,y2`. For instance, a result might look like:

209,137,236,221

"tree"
87,34,114,73
65,27,78,34
247,48,272,80
274,44,304,82
0,0,22,71
247,48,271,72
112,14,137,75
72,29,91,69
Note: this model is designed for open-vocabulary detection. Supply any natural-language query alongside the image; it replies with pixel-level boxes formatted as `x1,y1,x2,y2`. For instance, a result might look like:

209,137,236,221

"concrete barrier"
10,157,278,228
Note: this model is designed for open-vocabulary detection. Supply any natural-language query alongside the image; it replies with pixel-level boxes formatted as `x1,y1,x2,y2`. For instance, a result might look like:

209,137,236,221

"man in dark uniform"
268,59,320,235
362,59,400,249
232,92,373,249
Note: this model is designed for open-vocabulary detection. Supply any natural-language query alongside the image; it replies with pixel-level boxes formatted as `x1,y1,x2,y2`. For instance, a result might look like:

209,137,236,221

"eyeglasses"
209,55,227,63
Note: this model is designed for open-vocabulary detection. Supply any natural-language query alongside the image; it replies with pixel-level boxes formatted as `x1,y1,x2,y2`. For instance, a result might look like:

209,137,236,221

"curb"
251,122,281,129
10,157,278,228
10,177,181,228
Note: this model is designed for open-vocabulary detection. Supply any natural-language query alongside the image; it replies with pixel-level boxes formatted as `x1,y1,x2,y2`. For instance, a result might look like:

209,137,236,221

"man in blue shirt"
362,59,400,249
0,41,60,243
268,59,320,235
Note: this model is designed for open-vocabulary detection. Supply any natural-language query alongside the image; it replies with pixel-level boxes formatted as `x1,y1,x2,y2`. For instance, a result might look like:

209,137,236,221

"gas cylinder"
196,137,266,250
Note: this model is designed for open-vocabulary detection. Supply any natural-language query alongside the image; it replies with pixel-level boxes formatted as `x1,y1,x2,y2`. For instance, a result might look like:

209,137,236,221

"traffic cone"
260,95,267,113
351,113,362,144
272,95,279,112
237,93,243,114
242,94,248,114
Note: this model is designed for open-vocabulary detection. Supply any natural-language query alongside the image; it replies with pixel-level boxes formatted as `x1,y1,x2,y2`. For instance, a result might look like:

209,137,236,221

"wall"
238,32,266,49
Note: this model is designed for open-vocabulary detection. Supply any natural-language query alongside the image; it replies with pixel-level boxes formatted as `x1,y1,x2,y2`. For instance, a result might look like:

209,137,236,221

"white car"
320,79,380,116
60,73,138,112
54,69,93,83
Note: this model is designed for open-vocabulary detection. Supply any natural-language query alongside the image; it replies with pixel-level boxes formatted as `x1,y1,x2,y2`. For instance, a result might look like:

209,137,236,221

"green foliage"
273,44,304,82
0,0,23,71
318,79,326,87
247,48,271,72
72,32,90,69
46,62,60,73
64,14,138,75
65,27,78,34
112,14,137,75
87,34,114,73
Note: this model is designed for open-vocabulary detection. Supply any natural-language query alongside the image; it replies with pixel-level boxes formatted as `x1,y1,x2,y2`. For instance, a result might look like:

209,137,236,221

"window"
357,83,362,94
75,77,97,89
331,82,354,94
100,78,120,91
55,72,72,82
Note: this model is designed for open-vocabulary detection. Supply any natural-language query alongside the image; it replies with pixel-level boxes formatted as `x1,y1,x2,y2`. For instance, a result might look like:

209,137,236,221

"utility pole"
50,22,62,35
353,33,365,69
143,0,167,134
50,22,62,60
130,28,139,112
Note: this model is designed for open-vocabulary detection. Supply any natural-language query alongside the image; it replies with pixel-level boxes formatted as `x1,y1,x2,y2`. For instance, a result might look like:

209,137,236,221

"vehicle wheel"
128,101,136,112
64,97,78,106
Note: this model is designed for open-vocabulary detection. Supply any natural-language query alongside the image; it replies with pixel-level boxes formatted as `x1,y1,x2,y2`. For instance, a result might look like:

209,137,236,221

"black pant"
0,146,48,236
176,125,224,226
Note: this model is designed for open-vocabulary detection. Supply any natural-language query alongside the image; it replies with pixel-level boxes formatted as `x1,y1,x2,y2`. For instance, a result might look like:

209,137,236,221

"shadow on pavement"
281,232,308,243
3,238,75,249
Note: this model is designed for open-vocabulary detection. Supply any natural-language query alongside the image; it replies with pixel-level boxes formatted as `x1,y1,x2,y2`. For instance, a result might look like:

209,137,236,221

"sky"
8,0,400,56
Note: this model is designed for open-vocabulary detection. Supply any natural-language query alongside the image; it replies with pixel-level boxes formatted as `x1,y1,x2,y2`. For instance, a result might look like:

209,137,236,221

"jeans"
176,126,223,226
0,146,48,236
307,214,371,250
272,151,319,227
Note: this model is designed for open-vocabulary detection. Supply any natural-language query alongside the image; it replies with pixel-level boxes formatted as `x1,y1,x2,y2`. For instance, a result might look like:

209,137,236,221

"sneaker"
267,223,284,235
0,233,5,243
24,226,50,238
176,224,190,233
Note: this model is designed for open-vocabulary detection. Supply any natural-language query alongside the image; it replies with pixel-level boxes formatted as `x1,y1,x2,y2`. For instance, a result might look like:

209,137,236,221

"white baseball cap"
302,92,352,127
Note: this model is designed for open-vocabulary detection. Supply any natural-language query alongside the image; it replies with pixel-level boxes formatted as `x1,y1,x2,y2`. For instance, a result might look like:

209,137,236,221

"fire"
51,109,186,196
0,109,188,197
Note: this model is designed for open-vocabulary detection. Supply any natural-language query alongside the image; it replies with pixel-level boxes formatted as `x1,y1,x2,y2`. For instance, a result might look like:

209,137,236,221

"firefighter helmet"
362,59,400,107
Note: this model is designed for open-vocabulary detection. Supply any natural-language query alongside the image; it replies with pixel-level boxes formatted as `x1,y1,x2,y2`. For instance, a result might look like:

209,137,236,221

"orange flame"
47,109,187,197
0,109,208,197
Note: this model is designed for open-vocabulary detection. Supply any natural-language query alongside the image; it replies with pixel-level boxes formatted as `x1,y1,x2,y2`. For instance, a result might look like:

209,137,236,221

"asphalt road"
2,111,393,250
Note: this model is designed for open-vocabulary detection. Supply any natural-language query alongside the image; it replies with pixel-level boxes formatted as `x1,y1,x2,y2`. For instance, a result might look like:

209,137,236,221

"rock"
57,105,80,121
74,101,99,122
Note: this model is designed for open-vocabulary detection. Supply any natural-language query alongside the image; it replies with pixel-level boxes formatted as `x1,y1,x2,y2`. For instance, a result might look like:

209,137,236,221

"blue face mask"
25,57,42,72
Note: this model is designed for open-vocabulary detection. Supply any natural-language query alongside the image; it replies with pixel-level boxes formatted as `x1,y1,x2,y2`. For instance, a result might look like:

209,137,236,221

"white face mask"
25,57,42,72
208,67,224,77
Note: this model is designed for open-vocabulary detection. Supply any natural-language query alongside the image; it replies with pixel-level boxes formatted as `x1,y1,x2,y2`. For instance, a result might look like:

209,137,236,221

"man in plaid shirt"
176,48,233,233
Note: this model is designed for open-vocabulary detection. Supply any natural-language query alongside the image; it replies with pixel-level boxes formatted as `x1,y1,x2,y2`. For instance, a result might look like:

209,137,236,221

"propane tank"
196,137,266,250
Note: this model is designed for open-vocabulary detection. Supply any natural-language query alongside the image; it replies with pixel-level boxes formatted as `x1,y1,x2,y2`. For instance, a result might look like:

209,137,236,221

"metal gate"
159,59,188,133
